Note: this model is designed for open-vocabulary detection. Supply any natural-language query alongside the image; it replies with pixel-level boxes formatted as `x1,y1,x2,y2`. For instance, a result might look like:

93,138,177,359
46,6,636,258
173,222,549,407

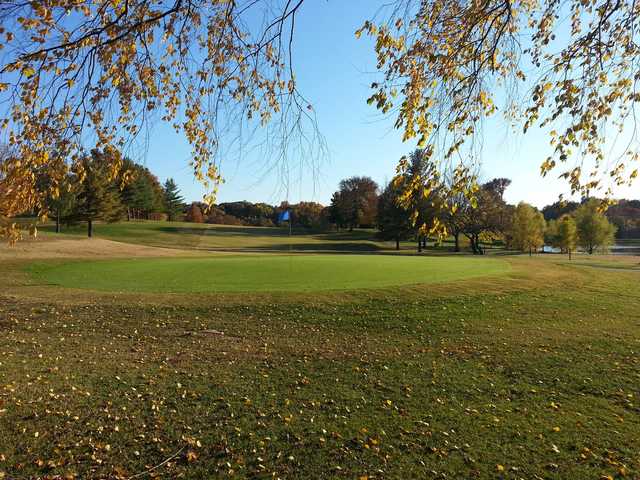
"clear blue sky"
141,1,636,209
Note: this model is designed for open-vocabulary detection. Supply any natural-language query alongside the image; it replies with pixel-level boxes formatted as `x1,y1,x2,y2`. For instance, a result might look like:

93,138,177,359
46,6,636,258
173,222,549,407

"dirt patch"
0,235,199,260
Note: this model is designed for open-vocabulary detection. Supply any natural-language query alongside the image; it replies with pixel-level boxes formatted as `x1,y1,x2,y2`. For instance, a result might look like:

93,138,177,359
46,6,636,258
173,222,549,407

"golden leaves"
22,66,36,78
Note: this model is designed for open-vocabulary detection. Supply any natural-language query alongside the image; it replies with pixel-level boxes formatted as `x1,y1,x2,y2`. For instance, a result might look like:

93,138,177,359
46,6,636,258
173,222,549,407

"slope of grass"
41,220,389,252
26,254,510,293
1,254,639,479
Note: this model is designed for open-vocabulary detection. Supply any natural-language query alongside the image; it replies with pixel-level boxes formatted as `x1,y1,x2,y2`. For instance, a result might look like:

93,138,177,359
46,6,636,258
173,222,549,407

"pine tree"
72,149,125,237
163,178,185,221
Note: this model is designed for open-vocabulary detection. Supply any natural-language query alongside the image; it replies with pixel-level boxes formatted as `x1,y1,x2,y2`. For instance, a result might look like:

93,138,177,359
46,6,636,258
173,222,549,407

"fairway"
27,254,509,293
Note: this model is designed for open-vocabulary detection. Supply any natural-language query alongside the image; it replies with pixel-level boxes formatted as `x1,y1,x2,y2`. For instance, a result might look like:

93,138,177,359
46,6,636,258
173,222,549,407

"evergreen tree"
377,181,413,250
163,178,185,221
119,159,165,220
72,149,125,237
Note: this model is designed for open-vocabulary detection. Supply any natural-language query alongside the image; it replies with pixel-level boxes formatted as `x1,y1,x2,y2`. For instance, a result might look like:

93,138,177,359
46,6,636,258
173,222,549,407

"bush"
206,207,244,225
185,203,205,223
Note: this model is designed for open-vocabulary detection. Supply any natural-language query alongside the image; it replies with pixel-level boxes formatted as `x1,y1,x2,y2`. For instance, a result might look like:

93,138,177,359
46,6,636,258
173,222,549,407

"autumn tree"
605,200,640,239
185,202,205,224
0,1,322,241
575,199,617,254
291,202,324,229
163,178,185,221
510,203,546,255
41,174,76,234
557,215,578,259
330,177,379,231
362,0,640,217
458,180,510,255
542,201,580,221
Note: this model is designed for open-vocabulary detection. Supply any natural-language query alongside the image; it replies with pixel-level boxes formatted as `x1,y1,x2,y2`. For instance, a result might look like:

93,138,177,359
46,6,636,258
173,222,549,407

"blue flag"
278,210,290,222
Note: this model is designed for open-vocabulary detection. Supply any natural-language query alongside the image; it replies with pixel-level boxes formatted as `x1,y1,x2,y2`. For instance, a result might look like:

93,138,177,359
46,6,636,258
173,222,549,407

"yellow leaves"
185,450,198,462
496,464,505,472
22,66,36,78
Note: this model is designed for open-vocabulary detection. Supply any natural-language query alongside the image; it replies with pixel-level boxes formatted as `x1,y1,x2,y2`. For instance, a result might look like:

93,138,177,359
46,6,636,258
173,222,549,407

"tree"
2,1,638,241
458,182,510,255
482,178,511,201
510,203,546,256
391,149,445,252
575,199,617,254
119,160,165,220
377,180,413,250
44,176,76,234
0,1,323,241
542,201,580,222
185,203,205,224
291,202,324,229
330,177,379,231
362,0,640,202
605,200,640,239
163,179,185,221
71,149,126,237
557,215,578,260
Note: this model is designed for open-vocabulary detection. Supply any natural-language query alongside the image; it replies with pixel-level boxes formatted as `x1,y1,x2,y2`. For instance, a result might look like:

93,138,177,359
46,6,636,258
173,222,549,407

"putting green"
27,255,510,293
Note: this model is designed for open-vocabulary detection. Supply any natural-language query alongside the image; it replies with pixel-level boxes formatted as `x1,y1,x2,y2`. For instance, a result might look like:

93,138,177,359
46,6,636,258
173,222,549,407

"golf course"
1,221,639,479
27,255,509,293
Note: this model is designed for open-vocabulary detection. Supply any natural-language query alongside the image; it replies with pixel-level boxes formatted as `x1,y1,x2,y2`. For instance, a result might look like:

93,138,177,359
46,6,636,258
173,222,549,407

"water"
611,244,640,256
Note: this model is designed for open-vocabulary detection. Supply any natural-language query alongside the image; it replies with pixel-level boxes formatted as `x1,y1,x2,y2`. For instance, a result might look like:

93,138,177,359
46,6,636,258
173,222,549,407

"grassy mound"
27,254,509,293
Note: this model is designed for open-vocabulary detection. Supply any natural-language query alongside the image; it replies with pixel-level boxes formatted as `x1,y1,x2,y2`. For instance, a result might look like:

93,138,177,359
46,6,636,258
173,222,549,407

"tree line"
374,150,620,255
35,146,632,253
38,148,185,237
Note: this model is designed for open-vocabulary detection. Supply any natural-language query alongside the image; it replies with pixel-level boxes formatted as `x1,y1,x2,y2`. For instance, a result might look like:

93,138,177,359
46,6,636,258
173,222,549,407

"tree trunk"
55,209,60,233
417,237,422,253
568,248,572,260
529,247,532,257
395,237,400,251
88,219,93,238
454,232,460,252
470,234,483,255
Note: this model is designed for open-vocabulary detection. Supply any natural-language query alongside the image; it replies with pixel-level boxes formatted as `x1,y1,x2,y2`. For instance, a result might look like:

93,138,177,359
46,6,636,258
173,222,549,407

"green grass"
40,220,479,253
26,254,510,293
41,220,389,252
2,242,640,478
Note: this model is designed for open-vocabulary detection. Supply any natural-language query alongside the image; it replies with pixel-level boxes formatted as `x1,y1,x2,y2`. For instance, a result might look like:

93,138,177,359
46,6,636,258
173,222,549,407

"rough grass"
1,250,639,479
25,254,510,293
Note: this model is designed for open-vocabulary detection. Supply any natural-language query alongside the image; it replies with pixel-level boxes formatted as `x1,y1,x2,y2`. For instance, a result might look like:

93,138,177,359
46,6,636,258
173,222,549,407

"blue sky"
142,1,637,208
